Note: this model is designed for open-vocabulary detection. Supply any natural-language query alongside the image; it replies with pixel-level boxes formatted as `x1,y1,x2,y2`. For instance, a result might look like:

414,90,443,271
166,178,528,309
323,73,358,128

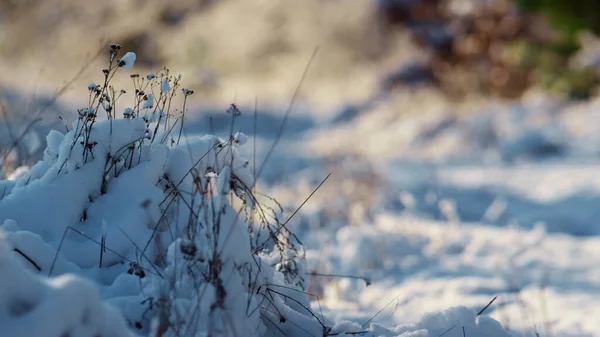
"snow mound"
0,231,132,337
0,46,323,337
0,111,317,336
373,306,511,337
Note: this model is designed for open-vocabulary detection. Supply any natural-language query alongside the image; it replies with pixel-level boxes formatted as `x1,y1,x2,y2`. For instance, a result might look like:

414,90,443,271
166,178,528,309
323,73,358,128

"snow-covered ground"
1,50,600,337
250,91,600,337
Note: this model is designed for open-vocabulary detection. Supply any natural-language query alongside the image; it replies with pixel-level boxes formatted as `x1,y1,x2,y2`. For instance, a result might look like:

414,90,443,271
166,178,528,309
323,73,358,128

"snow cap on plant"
160,78,171,94
142,93,154,109
234,132,248,145
118,52,136,70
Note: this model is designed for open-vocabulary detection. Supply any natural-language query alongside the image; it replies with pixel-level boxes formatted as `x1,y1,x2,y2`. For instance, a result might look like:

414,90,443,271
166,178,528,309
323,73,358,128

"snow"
2,46,600,337
245,89,600,336
0,114,321,334
305,214,600,335
286,96,600,337
118,52,136,70
160,78,171,94
0,53,334,336
142,93,154,109
0,232,132,337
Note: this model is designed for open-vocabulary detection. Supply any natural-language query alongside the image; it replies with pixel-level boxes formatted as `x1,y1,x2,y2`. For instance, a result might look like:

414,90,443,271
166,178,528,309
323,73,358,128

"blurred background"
4,0,600,102
4,0,600,169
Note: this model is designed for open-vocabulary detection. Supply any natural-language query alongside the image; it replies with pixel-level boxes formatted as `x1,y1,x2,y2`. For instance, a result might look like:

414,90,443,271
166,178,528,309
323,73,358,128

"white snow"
4,46,600,337
160,78,171,94
0,55,336,336
0,232,132,337
142,93,154,109
118,52,136,70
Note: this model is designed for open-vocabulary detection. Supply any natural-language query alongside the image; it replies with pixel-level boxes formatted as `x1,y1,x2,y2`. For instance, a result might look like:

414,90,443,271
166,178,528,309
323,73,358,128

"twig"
48,226,161,277
13,248,41,272
438,325,456,337
2,45,103,163
254,47,318,185
361,293,402,328
327,332,369,336
267,288,326,329
477,296,498,316
253,172,330,253
309,271,371,286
